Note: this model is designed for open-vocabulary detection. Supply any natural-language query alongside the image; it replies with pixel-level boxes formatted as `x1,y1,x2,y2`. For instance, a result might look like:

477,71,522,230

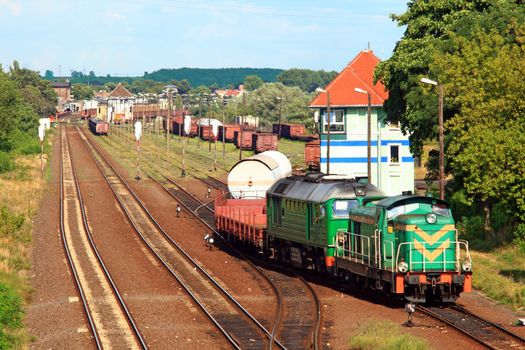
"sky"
0,0,408,77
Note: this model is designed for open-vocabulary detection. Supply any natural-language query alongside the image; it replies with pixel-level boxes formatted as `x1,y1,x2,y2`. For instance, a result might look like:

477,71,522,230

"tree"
244,75,264,91
9,61,57,117
71,84,94,100
374,0,494,157
44,70,54,79
430,4,525,229
277,68,337,92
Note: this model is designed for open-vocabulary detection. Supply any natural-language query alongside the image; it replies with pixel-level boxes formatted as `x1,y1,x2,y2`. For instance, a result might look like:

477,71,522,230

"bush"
0,283,23,349
7,131,40,155
348,320,428,350
0,152,13,173
0,206,25,238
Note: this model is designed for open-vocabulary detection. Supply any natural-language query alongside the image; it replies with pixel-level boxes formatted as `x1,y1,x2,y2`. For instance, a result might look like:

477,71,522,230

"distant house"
309,49,414,196
107,83,135,123
51,81,71,108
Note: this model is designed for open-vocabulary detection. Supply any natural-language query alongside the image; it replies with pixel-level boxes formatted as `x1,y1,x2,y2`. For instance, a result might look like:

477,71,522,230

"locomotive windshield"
387,201,452,219
332,199,358,218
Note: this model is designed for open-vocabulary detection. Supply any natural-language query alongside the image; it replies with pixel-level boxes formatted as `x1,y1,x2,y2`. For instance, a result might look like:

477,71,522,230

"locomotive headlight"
398,261,409,273
426,213,437,224
208,237,214,245
461,260,472,272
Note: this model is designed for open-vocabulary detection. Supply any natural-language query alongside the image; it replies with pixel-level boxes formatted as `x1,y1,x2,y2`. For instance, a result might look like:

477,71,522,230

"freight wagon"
252,133,278,153
304,139,320,170
88,118,109,135
233,130,254,149
218,124,241,143
272,123,305,139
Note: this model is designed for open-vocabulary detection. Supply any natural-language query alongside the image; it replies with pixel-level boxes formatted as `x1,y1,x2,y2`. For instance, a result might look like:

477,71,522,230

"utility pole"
167,90,172,153
222,104,226,159
438,84,444,200
198,95,202,148
239,92,246,160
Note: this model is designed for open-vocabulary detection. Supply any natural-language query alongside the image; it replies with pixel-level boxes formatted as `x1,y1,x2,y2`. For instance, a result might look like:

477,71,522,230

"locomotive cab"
385,197,472,303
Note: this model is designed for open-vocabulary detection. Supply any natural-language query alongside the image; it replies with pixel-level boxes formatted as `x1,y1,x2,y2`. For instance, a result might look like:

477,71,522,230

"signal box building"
309,50,414,196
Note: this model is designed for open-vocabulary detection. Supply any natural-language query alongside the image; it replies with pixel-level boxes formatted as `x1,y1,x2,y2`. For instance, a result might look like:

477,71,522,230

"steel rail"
146,172,286,349
451,305,525,347
66,128,148,349
59,126,102,349
418,305,525,350
145,173,287,350
175,175,322,350
78,126,271,349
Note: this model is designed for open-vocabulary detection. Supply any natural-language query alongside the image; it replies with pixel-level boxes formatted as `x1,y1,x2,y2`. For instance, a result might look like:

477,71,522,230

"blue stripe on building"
320,140,410,146
320,156,414,163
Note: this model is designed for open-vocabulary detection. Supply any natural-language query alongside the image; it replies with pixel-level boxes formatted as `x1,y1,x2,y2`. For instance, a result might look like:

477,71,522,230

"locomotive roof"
267,173,385,203
375,195,449,209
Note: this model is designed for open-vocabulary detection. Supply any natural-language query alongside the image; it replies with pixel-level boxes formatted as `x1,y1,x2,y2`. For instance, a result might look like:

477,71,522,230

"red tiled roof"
225,89,240,97
309,50,388,108
109,83,134,98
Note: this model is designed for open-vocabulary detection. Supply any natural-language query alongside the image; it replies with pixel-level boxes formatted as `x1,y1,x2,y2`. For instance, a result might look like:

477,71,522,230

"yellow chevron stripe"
414,228,448,245
414,239,450,262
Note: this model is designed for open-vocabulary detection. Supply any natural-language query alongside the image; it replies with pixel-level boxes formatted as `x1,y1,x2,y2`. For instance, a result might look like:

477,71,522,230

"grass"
93,124,307,179
0,128,54,349
470,244,525,314
348,320,428,350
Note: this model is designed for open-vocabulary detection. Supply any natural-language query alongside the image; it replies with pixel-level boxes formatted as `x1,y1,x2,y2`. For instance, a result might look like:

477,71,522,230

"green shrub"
348,320,428,350
7,131,40,155
0,283,23,349
0,207,25,238
0,152,13,173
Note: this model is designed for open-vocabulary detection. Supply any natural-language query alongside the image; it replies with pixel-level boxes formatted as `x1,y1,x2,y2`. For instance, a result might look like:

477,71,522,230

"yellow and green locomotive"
337,195,472,302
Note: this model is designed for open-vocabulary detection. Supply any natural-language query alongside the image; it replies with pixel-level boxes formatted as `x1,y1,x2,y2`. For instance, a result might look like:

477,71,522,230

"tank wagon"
88,118,109,135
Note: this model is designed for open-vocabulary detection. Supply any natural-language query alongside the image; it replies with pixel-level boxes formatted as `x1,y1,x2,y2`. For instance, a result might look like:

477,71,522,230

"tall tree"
430,3,525,228
374,0,494,157
244,75,264,91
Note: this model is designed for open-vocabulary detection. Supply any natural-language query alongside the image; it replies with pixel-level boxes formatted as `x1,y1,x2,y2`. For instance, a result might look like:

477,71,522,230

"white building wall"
319,108,414,196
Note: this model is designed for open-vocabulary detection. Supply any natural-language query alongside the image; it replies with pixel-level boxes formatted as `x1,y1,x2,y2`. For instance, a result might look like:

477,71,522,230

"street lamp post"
315,88,331,174
276,96,285,139
354,87,373,184
420,77,445,200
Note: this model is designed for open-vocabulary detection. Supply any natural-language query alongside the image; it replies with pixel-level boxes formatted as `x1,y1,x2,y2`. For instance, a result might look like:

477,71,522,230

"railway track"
418,304,525,350
60,126,147,349
77,126,281,350
151,173,321,350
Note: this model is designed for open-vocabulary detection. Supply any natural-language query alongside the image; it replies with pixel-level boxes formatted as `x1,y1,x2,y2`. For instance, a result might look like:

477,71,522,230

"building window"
388,120,400,129
389,145,400,164
323,110,345,133
129,106,133,113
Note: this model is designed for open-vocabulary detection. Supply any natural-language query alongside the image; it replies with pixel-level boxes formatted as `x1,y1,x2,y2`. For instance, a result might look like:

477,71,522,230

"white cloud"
105,10,126,21
0,0,21,15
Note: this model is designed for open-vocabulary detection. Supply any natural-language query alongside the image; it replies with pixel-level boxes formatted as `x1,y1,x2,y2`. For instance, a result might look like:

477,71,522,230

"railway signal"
134,120,142,180
38,124,45,175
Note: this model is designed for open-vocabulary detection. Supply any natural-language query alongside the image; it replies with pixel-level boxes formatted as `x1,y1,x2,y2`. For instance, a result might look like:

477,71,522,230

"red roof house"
309,49,388,108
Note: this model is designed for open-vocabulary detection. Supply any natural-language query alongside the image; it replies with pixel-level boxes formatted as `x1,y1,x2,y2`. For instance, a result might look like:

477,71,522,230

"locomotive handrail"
335,231,371,266
382,241,395,273
395,241,470,273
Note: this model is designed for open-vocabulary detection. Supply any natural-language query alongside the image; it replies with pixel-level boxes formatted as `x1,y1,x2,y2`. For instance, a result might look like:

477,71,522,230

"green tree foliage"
277,68,337,92
375,0,493,156
9,61,57,118
430,3,525,228
43,70,54,79
243,75,264,91
225,83,313,131
143,68,282,87
71,84,94,100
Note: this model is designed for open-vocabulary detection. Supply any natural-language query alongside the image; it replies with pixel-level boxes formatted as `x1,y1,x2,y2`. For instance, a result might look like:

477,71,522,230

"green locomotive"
264,174,472,303
265,173,385,273
339,195,472,302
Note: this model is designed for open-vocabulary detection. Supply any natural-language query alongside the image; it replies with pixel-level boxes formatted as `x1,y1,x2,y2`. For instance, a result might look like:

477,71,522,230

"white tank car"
228,151,292,199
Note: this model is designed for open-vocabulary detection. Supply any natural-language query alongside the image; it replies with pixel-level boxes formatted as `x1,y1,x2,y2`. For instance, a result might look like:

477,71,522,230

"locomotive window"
387,203,419,219
432,203,451,216
332,200,358,218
